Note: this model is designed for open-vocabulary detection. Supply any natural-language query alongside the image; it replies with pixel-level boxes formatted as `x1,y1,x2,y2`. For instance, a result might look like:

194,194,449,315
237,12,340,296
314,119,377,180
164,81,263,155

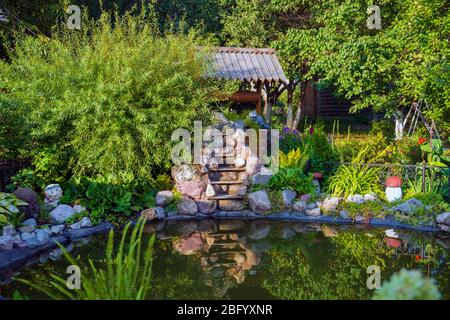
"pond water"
1,219,449,300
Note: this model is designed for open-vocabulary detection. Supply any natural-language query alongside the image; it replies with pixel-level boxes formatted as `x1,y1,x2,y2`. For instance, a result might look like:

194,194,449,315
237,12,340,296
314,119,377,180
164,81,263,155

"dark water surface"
1,220,449,300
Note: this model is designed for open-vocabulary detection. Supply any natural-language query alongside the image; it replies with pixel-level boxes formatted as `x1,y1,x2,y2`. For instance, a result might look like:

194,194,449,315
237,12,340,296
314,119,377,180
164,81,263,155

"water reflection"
1,219,449,300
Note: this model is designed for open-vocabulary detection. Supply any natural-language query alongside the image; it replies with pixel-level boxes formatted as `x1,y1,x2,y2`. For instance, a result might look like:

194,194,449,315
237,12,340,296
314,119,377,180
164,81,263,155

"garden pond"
1,219,449,300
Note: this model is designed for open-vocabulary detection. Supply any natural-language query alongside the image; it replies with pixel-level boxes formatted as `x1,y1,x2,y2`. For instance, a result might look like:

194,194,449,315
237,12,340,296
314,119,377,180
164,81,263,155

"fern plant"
17,218,155,300
279,148,309,170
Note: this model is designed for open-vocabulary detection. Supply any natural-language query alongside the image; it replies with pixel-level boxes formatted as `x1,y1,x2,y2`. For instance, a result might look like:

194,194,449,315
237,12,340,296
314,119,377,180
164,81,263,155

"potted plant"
385,176,402,202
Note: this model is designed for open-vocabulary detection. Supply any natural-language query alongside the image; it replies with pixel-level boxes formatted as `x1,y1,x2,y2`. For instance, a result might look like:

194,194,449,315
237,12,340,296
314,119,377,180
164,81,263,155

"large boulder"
50,205,75,224
436,212,450,225
178,181,206,199
347,194,365,204
249,167,273,185
393,198,424,214
228,185,247,196
305,207,321,216
218,199,245,211
321,197,340,213
196,200,217,214
156,190,174,207
177,197,198,215
281,190,297,209
248,190,272,213
13,188,39,218
171,164,203,184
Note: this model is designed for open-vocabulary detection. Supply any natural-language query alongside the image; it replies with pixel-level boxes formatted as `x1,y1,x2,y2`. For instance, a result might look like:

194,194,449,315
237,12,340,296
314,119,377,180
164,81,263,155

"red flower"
386,176,402,188
415,255,422,262
309,127,314,135
418,137,427,145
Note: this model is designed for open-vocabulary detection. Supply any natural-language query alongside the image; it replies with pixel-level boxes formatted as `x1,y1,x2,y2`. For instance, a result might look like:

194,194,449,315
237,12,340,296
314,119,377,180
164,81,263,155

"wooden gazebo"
205,47,288,115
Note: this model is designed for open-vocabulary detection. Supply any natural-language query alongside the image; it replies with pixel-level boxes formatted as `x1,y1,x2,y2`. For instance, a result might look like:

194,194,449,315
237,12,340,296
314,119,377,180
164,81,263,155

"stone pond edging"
0,211,443,275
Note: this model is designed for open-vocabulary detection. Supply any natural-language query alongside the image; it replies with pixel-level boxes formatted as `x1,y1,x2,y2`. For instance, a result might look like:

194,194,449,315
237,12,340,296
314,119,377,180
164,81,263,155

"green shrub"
302,127,338,173
373,269,441,300
327,147,384,198
268,167,315,195
17,218,155,300
0,9,215,182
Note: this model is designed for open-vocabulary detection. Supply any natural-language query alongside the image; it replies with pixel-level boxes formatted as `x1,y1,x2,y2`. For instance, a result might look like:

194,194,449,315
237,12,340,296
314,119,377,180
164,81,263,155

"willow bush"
0,10,215,181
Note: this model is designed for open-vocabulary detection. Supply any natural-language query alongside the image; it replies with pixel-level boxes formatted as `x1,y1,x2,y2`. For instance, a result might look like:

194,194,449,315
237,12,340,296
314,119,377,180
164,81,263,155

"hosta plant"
0,192,28,227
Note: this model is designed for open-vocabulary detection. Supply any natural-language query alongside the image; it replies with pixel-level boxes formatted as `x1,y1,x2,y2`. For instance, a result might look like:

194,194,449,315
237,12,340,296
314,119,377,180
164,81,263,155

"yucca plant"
327,147,384,198
17,218,154,300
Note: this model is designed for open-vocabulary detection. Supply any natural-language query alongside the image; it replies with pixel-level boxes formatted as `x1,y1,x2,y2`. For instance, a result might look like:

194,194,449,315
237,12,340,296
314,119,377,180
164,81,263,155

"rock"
212,111,229,125
281,225,296,239
177,197,198,215
141,207,166,220
50,205,75,224
281,190,297,209
171,164,202,183
246,156,262,176
321,197,340,213
13,187,39,218
355,215,366,223
321,225,338,237
305,207,321,216
73,205,87,214
248,190,271,212
50,224,65,235
218,199,244,211
69,222,81,230
18,225,34,233
173,232,205,255
196,200,217,214
347,194,365,204
205,184,216,197
176,221,198,235
385,229,399,239
306,202,317,210
292,200,307,212
248,221,271,240
44,184,63,205
2,225,16,237
155,190,174,207
178,181,206,199
21,232,35,241
234,158,246,168
22,218,37,227
436,212,450,225
80,217,92,228
299,194,311,202
339,210,350,219
219,220,246,231
393,198,424,214
0,236,13,250
228,185,247,196
35,229,50,245
438,224,449,232
364,193,378,202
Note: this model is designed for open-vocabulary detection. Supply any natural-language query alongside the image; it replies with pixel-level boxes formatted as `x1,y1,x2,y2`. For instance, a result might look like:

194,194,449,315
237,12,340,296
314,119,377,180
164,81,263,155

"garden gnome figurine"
385,176,402,202
44,184,63,207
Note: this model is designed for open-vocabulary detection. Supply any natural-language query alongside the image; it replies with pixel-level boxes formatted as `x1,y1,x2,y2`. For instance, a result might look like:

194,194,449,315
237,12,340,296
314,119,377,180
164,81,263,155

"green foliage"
279,128,302,153
279,148,308,170
17,218,155,300
373,269,441,300
302,127,338,173
0,9,215,181
338,201,385,219
327,148,384,198
0,192,27,227
405,166,450,200
420,139,450,167
268,167,314,195
60,176,156,224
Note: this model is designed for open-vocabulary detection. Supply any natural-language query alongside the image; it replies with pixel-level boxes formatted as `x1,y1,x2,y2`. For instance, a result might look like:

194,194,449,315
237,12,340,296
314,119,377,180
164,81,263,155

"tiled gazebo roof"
203,47,288,84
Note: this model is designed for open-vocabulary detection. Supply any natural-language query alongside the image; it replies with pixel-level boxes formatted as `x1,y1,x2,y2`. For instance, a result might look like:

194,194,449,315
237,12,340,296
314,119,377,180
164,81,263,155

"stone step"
208,194,244,200
209,180,245,185
208,167,245,172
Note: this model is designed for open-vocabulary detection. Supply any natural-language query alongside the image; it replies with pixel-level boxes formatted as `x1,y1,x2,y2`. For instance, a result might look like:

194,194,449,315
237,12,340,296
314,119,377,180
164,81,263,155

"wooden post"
256,80,262,115
422,160,426,193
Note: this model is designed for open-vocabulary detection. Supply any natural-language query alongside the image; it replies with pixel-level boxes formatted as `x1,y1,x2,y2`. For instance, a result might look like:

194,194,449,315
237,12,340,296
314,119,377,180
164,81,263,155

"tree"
0,9,216,181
